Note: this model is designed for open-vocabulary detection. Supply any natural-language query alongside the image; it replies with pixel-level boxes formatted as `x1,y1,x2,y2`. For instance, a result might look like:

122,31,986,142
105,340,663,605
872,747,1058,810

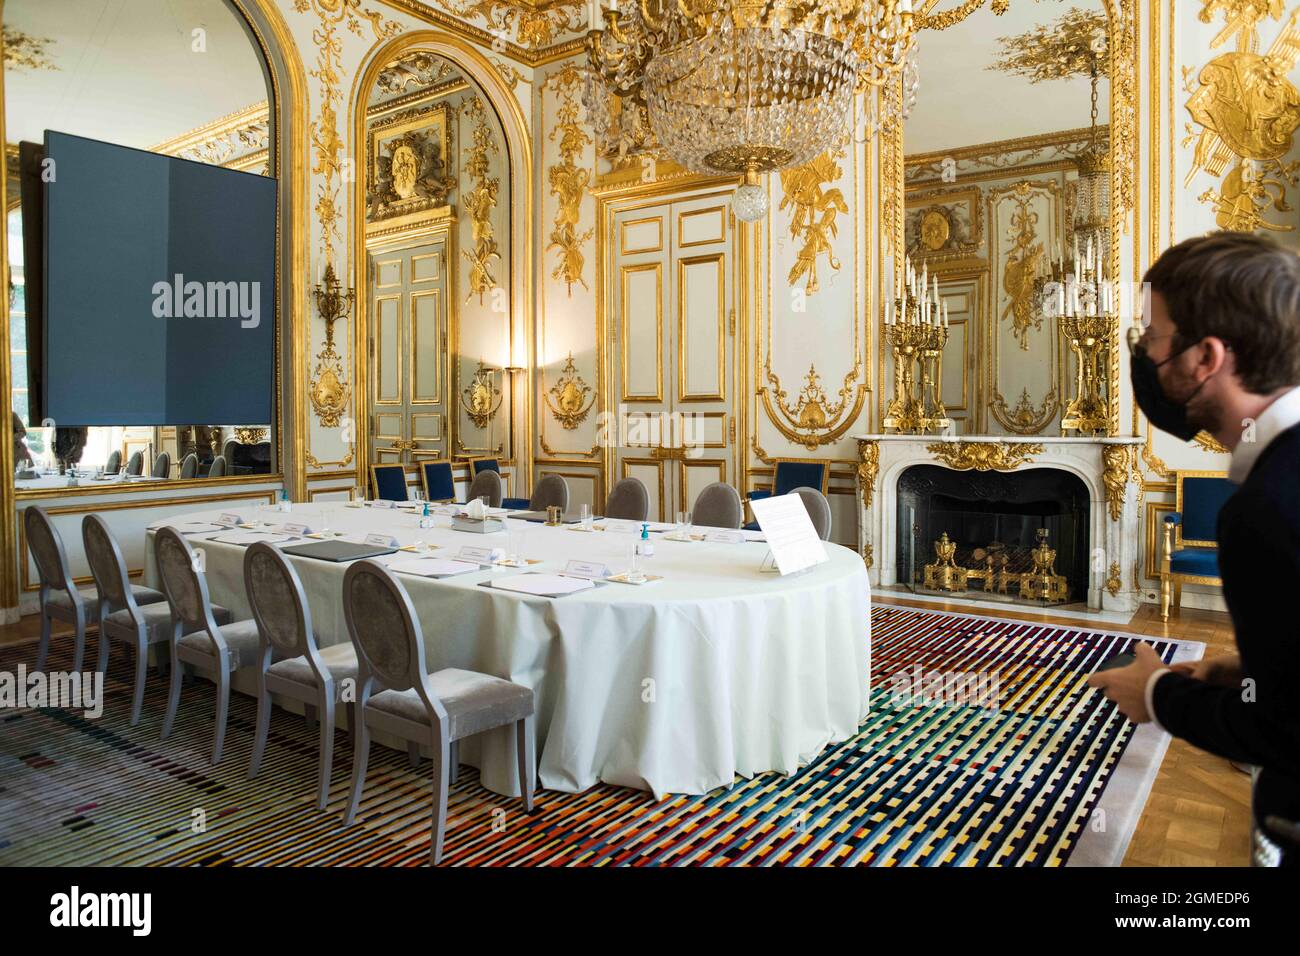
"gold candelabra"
883,255,951,434
1041,232,1116,436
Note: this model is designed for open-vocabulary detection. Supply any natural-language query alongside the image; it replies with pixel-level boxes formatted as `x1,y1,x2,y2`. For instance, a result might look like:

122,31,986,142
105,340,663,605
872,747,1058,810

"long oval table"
144,501,870,798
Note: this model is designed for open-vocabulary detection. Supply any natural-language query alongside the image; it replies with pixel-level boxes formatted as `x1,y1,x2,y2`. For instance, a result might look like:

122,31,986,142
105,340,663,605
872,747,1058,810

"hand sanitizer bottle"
279,488,291,513
636,522,654,558
419,502,433,529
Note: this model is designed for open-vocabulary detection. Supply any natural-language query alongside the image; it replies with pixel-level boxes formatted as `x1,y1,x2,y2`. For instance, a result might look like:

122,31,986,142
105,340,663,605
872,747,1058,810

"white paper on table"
489,573,595,596
388,558,481,578
749,493,828,575
210,531,294,545
741,529,767,542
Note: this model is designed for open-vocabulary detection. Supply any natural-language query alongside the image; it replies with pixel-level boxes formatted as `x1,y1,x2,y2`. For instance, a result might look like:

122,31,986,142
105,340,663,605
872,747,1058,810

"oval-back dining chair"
791,486,833,541
341,560,535,864
604,477,649,522
692,482,743,529
466,468,503,508
528,474,569,513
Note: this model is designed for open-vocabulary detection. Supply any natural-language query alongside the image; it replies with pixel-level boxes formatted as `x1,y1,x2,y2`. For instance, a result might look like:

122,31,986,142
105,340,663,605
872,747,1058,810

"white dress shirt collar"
1228,385,1300,485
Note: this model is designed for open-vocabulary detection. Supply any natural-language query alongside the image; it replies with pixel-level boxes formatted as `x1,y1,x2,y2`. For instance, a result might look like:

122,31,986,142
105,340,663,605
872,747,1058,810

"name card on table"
282,522,313,536
217,513,247,528
457,545,504,564
364,533,400,548
749,493,829,576
370,499,396,509
563,559,610,580
602,519,640,534
703,530,744,544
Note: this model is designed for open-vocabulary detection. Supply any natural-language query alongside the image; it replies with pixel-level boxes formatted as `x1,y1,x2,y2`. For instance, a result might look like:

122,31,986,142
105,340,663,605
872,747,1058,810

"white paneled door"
611,191,736,522
369,236,449,467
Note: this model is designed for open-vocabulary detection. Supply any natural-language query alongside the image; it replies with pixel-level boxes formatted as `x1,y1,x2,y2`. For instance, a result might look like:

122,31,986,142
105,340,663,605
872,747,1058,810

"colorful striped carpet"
0,605,1200,866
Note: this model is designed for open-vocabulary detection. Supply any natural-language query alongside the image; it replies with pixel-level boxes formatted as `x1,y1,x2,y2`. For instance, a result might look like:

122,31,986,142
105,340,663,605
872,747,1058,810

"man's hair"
1144,232,1300,393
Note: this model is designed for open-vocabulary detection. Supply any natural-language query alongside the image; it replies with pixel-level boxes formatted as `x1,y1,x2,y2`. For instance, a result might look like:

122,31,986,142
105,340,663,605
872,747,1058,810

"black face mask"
1130,342,1207,442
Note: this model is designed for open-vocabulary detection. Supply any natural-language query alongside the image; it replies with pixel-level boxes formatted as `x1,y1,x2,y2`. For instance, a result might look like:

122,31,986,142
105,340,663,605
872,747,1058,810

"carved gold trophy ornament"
309,264,355,428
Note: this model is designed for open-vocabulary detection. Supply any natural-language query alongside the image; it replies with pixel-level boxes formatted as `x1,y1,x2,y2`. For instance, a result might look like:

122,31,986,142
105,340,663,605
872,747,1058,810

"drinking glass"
580,503,592,529
676,510,692,539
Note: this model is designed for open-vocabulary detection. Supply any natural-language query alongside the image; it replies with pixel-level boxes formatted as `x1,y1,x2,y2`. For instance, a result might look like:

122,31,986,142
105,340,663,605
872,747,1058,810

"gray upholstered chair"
104,450,122,475
84,515,222,724
126,451,144,476
207,455,228,478
222,438,238,463
27,505,163,673
791,486,833,541
692,482,743,529
151,452,171,479
245,541,357,808
341,560,535,864
179,454,198,479
154,526,261,764
604,477,649,521
466,468,503,508
528,474,569,513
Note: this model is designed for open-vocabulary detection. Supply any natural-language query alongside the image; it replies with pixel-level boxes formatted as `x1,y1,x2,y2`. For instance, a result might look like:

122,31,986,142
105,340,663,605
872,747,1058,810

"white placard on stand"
749,493,829,576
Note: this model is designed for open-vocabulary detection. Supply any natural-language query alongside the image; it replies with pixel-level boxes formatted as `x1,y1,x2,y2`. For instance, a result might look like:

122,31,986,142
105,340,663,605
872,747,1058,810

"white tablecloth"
144,501,871,798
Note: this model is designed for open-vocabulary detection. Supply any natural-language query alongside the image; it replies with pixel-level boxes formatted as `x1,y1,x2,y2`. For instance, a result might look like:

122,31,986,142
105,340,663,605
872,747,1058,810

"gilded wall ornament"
1101,443,1131,522
1184,4,1300,233
462,96,503,303
762,361,865,450
447,0,585,49
919,209,951,251
543,353,595,429
233,427,269,444
1000,184,1046,351
367,107,457,221
991,387,1058,436
779,148,847,295
926,441,1043,471
547,87,594,294
376,52,459,94
309,264,356,428
460,361,503,429
857,439,880,510
151,103,269,172
1106,562,1123,597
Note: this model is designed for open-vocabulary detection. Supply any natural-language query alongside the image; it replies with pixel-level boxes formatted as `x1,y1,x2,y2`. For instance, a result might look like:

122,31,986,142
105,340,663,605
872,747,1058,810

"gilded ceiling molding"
375,51,460,93
916,0,1008,31
461,95,503,302
926,440,1043,471
447,0,585,49
150,102,270,173
546,65,593,295
780,148,848,295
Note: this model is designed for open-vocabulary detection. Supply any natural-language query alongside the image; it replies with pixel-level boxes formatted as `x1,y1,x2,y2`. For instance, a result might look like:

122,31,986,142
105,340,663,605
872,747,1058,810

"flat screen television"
30,131,276,426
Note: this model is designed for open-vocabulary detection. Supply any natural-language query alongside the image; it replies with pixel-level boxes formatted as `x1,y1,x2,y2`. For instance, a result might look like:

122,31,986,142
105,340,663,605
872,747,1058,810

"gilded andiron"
1020,528,1070,603
923,532,964,591
883,254,951,434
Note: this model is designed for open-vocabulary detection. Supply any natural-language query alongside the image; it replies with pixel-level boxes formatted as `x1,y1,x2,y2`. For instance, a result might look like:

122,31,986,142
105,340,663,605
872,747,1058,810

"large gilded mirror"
360,51,513,474
4,0,277,489
897,1,1114,437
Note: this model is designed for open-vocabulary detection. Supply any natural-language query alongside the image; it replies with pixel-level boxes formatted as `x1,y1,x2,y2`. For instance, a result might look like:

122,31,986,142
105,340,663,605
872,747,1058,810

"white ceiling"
4,0,267,150
905,0,1111,155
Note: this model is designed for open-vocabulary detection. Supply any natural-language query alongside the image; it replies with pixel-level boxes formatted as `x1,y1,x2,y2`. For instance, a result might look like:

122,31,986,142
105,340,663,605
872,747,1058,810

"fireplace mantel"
853,434,1145,611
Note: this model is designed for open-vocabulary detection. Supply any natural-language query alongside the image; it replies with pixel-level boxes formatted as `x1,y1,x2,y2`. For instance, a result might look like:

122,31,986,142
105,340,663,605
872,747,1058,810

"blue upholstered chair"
1161,471,1235,621
419,460,456,503
370,464,409,502
744,458,831,530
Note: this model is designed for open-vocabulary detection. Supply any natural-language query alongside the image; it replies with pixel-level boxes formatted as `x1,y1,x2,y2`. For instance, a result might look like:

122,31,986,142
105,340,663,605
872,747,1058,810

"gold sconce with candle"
882,254,951,434
309,264,355,428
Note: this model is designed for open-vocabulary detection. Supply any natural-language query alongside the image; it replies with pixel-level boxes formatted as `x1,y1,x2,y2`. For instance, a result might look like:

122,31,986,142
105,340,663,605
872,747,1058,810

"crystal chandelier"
585,0,918,221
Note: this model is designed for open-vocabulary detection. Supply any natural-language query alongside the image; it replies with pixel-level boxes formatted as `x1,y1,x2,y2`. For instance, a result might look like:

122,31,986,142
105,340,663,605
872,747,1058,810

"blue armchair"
744,458,831,531
419,460,456,503
1161,471,1235,621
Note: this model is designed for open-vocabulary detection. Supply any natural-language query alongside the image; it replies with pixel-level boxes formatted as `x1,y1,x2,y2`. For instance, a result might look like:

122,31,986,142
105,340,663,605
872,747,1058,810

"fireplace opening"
896,464,1090,605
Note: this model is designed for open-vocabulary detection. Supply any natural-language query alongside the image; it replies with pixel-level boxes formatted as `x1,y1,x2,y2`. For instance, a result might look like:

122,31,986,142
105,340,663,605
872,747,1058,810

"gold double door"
368,231,450,466
610,191,737,522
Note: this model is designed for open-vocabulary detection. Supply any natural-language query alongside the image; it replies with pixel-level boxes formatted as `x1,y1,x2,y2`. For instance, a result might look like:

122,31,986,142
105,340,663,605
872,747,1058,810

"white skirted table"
143,501,871,798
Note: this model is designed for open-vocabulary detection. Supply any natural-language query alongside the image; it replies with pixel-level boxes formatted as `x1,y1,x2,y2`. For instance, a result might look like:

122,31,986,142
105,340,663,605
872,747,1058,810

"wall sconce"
309,263,355,428
313,263,355,351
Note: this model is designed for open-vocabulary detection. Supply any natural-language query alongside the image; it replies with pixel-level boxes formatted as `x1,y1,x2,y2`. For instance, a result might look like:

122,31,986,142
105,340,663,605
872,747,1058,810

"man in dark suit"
1089,232,1300,866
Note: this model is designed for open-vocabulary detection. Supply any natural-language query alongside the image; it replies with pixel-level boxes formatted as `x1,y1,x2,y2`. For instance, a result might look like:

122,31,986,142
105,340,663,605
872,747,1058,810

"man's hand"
1171,653,1243,687
1086,642,1167,723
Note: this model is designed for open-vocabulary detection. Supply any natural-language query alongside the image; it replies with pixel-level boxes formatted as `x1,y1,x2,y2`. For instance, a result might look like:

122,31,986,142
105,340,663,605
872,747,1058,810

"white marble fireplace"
854,435,1145,612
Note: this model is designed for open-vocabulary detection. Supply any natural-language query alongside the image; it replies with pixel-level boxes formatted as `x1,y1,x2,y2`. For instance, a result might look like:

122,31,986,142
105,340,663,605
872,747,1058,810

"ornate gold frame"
879,0,1138,436
349,31,535,505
